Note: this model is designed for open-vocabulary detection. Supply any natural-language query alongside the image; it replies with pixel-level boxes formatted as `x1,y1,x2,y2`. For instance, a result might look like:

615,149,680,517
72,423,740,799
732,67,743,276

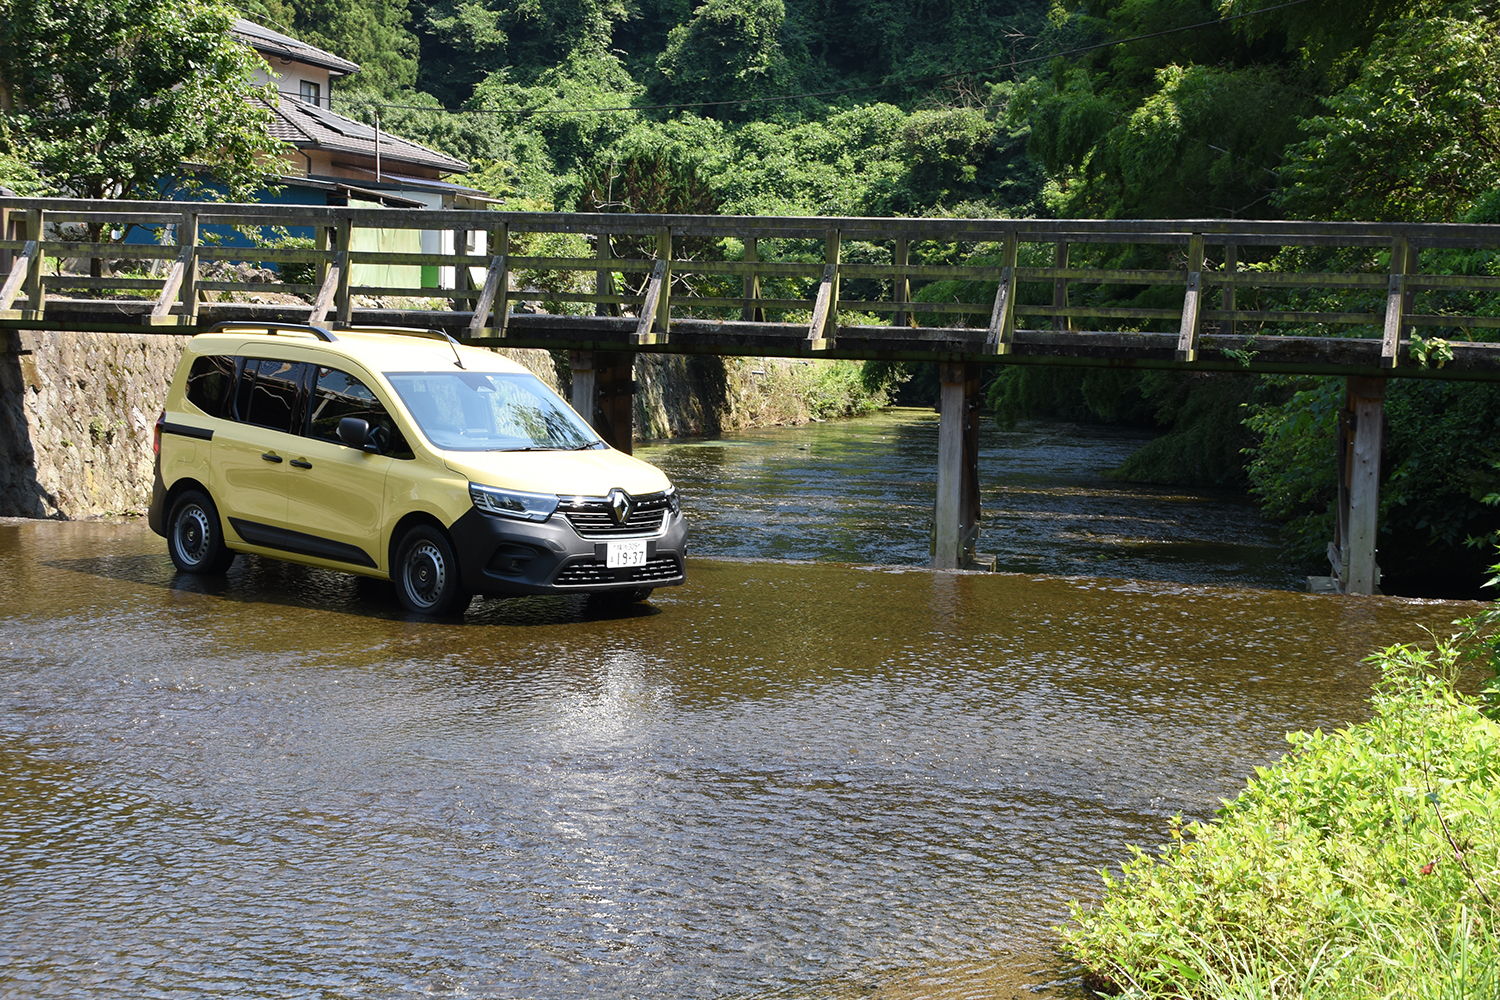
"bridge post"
570,350,635,454
1220,243,1237,337
1053,242,1070,331
596,231,615,317
933,361,982,570
1332,376,1386,595
893,237,909,327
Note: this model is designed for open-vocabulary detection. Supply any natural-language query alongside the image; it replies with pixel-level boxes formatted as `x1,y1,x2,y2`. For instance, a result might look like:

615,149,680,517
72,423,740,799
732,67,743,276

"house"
152,20,494,289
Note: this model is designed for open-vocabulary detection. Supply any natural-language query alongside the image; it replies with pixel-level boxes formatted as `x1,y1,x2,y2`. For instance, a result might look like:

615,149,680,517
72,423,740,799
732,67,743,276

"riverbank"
1063,636,1500,998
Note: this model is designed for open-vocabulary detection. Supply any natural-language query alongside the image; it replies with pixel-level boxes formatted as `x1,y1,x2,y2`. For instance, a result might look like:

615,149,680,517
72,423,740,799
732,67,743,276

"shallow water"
637,411,1297,589
0,413,1476,999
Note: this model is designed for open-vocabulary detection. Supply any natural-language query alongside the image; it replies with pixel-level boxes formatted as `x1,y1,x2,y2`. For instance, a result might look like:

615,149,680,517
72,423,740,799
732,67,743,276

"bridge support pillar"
933,361,983,570
569,350,635,455
1331,376,1386,595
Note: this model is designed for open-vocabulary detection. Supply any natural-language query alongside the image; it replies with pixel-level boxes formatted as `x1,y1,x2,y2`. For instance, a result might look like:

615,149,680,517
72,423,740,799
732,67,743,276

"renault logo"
607,488,633,526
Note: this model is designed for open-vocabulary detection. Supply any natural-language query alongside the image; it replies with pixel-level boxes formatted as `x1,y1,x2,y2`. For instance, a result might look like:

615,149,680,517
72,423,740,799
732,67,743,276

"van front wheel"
393,525,471,616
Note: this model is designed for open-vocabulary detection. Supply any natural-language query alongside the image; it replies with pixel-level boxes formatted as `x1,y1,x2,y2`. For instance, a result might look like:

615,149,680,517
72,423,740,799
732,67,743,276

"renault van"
148,323,687,614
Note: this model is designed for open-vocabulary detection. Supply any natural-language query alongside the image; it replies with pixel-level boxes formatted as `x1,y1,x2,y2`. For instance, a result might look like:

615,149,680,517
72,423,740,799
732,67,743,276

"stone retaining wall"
0,330,859,520
0,331,565,519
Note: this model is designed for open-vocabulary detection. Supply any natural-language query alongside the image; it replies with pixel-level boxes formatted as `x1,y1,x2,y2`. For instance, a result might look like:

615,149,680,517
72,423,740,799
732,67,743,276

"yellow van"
148,323,687,614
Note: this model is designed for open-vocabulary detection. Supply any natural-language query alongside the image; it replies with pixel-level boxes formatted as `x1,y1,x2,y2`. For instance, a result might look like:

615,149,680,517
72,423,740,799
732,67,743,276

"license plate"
606,539,647,568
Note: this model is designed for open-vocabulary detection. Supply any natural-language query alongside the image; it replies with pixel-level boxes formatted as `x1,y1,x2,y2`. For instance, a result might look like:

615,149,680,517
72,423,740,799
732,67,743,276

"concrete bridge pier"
569,350,635,455
1329,376,1386,595
932,361,984,570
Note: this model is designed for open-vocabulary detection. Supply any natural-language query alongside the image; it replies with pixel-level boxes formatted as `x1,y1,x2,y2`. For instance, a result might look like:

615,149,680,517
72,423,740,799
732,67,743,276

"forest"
4,0,1500,594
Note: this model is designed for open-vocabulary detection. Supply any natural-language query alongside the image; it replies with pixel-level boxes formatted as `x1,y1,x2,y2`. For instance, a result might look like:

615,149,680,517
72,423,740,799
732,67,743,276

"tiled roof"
233,18,360,76
263,99,470,175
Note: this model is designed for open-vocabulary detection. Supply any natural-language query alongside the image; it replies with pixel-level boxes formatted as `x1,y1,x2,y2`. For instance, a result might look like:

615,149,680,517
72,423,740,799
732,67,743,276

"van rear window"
184,354,235,417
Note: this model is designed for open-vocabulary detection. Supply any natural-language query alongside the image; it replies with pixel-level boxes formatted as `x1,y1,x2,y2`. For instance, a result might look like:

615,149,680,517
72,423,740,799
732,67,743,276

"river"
0,411,1476,998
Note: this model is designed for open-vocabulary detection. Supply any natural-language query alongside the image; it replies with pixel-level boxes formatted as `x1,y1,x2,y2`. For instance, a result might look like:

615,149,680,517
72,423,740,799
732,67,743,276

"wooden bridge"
7,196,1500,594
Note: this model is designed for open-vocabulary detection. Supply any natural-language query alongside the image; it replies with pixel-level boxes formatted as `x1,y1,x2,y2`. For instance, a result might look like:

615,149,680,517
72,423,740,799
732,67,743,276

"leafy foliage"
1065,641,1500,999
0,0,288,200
1279,14,1500,221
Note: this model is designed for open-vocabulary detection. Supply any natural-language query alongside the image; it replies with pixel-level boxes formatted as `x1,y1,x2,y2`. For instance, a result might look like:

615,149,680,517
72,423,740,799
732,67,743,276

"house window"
300,80,320,107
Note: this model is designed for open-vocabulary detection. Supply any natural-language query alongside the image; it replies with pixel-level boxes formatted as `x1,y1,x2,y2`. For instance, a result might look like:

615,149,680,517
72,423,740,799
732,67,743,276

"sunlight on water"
0,413,1476,998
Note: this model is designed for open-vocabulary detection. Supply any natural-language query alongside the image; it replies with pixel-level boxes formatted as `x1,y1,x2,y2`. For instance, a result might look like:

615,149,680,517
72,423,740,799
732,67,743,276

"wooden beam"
1343,376,1386,594
594,351,634,453
150,245,192,324
1052,241,1070,331
334,219,352,325
985,232,1018,355
1220,243,1237,337
569,350,596,425
1381,237,1412,368
22,209,44,321
807,229,841,349
893,237,909,328
1175,233,1204,362
174,211,200,324
307,252,344,325
653,226,672,336
0,240,36,314
595,231,615,318
933,361,975,570
742,235,762,322
467,251,509,337
633,258,667,345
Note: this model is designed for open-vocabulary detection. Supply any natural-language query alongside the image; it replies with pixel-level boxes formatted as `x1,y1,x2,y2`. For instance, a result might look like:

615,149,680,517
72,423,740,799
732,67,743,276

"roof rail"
341,325,467,369
206,321,338,343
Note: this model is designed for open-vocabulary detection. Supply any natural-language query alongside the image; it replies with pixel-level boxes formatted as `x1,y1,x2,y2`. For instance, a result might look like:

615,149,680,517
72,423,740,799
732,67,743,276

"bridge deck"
5,198,1500,380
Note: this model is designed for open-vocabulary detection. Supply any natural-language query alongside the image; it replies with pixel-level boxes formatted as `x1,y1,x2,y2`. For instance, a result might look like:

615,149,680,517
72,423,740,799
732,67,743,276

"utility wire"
318,0,1317,118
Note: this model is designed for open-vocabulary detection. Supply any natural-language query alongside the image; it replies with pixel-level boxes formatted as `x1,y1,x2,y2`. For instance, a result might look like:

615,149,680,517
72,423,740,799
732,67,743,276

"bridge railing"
6,197,1500,368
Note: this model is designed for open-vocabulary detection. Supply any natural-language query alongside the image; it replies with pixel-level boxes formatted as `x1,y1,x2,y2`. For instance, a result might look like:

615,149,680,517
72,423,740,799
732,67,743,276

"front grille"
559,491,671,538
553,555,683,587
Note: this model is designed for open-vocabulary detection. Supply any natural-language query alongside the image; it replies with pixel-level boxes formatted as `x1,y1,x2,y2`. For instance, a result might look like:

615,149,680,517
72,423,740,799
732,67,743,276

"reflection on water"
0,505,1473,998
637,411,1297,589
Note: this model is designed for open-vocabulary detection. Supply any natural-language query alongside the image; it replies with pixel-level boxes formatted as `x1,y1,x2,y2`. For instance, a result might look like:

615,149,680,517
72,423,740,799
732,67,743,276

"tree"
0,0,288,201
1278,15,1500,222
651,0,789,116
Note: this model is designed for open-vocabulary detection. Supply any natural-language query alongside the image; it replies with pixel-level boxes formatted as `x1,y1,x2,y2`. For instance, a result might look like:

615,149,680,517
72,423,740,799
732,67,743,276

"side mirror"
337,416,379,453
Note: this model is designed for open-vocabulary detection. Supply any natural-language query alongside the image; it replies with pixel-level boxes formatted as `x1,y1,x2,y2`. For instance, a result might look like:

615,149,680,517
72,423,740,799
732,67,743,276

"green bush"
1064,641,1500,999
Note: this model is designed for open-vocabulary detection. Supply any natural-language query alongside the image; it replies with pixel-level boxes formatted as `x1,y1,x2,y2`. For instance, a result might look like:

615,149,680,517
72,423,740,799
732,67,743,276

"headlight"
469,482,559,522
665,485,681,516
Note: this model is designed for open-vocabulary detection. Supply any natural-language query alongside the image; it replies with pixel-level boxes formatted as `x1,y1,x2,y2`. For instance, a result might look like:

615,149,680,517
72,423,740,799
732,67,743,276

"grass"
1063,640,1500,999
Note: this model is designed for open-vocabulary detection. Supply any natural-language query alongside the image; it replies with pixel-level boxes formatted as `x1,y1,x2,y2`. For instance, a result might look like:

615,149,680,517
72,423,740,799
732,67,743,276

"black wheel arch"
386,510,452,579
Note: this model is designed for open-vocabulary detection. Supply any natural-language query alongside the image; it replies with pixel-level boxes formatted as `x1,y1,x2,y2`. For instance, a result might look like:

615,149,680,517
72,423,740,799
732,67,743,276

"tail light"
153,410,164,455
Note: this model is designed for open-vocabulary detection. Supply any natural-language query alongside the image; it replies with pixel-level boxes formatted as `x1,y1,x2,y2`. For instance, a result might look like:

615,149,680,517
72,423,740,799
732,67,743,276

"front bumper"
447,506,688,596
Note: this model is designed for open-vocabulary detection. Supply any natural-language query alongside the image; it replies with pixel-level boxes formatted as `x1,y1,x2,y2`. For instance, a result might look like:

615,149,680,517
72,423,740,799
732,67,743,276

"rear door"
214,356,311,545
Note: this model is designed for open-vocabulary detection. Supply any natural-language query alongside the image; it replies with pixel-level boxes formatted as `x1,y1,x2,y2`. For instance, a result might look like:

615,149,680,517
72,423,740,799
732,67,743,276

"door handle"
260,453,283,463
289,459,312,469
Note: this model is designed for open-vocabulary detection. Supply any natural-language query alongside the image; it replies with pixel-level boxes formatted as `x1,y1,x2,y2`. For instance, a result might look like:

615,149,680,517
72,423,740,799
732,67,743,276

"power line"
317,0,1317,118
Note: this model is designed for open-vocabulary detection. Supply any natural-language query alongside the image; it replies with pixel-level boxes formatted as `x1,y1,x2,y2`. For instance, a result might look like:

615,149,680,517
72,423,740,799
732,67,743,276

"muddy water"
0,413,1478,999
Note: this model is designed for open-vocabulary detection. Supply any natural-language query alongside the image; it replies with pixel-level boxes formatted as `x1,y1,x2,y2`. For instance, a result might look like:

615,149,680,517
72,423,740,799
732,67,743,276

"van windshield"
384,371,602,452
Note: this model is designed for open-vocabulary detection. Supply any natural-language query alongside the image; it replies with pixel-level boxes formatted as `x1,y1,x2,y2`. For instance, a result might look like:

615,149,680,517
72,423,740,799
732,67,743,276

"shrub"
1064,641,1500,999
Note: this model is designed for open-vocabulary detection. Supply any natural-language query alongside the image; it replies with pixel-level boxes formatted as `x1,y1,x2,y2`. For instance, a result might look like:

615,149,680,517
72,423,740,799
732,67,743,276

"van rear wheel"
167,489,235,575
393,525,471,616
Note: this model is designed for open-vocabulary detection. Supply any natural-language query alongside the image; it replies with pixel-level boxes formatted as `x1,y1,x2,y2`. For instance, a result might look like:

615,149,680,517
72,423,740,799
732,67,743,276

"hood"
443,447,672,498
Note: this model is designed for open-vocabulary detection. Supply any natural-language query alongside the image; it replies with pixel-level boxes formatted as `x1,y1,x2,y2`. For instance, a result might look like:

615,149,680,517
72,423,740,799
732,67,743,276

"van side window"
309,366,414,459
235,358,310,434
184,354,234,417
